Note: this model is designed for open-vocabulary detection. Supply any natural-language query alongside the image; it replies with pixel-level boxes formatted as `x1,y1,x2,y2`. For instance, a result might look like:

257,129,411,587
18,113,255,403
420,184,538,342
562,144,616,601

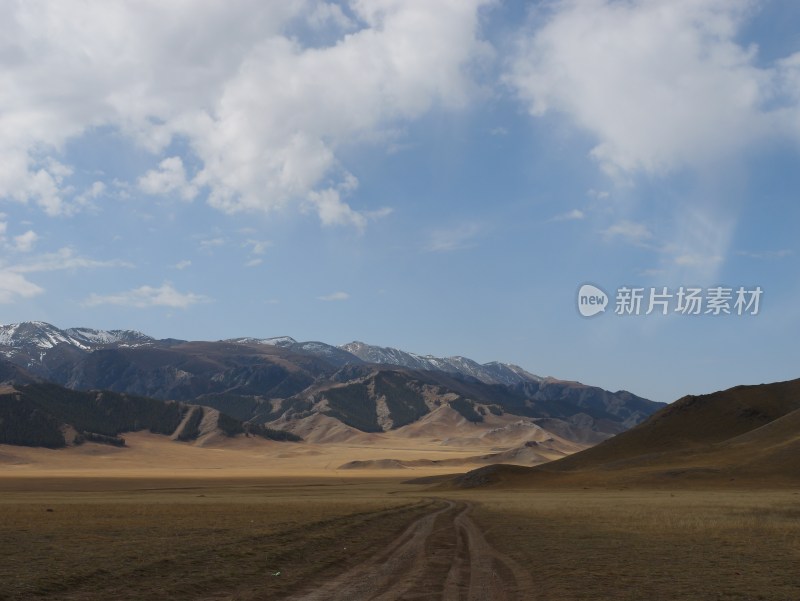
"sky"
1,0,799,403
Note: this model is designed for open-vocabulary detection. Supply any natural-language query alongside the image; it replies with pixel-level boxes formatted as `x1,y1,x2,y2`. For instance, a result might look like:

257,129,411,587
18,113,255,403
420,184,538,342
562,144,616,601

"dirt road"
287,500,534,601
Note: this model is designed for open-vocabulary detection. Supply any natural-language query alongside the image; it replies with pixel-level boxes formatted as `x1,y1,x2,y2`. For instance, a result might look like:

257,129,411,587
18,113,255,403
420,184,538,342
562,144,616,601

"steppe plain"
2,433,799,600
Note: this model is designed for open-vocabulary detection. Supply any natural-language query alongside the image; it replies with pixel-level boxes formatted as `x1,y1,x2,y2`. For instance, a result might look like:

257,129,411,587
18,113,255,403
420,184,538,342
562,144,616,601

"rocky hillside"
0,376,299,448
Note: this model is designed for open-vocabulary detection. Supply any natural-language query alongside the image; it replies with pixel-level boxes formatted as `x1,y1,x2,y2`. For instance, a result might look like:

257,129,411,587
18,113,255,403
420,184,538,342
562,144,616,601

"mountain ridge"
0,321,662,450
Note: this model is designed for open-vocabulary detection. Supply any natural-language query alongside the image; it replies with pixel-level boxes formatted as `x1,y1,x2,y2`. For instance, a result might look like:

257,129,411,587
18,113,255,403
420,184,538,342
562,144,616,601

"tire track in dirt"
448,503,535,601
287,499,533,600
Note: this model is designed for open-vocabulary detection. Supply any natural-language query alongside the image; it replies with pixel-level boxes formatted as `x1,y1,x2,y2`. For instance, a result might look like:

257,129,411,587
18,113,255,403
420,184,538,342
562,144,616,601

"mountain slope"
0,381,300,448
270,365,660,443
546,378,800,471
452,378,800,487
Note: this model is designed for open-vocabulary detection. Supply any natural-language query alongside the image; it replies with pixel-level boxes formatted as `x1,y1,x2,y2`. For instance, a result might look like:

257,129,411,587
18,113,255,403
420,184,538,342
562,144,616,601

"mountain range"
0,321,663,450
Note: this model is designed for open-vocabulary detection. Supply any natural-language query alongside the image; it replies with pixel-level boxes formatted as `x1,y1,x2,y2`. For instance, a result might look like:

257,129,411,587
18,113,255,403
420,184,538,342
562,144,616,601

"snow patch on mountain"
225,336,297,347
0,322,152,352
340,341,543,386
66,327,153,347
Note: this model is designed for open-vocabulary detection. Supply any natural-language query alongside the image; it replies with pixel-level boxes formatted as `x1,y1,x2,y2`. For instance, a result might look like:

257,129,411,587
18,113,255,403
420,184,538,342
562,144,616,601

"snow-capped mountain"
0,321,152,354
0,321,662,444
340,341,543,386
65,327,154,347
224,336,361,367
0,322,540,386
225,336,298,347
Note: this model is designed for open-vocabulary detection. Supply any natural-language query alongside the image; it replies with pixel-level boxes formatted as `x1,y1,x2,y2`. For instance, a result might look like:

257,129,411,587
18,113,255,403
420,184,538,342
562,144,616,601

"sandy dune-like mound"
269,413,379,445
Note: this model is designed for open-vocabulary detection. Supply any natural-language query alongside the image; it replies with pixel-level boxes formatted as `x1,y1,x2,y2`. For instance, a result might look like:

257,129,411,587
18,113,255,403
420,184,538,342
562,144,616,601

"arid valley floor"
2,434,799,600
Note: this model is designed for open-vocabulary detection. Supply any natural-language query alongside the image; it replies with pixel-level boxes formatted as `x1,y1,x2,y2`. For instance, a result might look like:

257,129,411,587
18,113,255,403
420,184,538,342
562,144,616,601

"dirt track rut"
287,500,533,601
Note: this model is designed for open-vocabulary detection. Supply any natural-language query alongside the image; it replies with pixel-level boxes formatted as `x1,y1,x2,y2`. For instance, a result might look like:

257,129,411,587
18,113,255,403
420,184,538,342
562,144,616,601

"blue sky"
1,0,799,403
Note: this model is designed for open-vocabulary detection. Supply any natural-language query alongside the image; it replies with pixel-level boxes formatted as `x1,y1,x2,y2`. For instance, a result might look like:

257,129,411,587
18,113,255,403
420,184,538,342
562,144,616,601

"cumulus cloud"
507,0,800,175
12,230,38,252
0,1,491,227
138,156,198,200
308,188,368,231
84,283,210,308
0,222,39,253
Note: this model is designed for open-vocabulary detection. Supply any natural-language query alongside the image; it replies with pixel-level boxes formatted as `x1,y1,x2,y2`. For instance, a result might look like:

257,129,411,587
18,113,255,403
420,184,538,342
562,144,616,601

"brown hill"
450,378,800,488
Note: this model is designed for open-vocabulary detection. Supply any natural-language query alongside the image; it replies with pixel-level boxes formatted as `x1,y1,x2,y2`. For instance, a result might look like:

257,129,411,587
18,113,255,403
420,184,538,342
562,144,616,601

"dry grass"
6,380,800,600
0,479,435,601
463,488,800,601
2,461,799,599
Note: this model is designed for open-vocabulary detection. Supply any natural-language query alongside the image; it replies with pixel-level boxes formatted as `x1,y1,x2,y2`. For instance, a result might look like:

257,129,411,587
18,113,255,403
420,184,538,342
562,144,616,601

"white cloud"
174,259,192,270
74,181,107,209
318,291,350,301
12,230,38,252
364,207,394,221
0,1,491,228
245,258,263,268
637,268,667,277
587,189,610,200
245,240,272,255
0,246,129,303
0,270,44,304
661,207,735,279
507,0,799,175
10,247,131,274
199,237,225,251
674,253,723,267
551,208,585,222
602,220,652,244
308,188,368,231
84,283,210,309
138,156,198,200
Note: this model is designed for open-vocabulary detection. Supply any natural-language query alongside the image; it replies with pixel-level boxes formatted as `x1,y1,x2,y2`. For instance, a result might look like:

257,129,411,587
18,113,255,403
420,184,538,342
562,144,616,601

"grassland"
465,488,800,601
0,477,436,600
2,430,800,600
1,475,799,600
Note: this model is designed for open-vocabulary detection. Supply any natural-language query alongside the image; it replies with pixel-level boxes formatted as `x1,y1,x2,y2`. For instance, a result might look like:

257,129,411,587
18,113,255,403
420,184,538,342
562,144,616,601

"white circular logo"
577,284,608,317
